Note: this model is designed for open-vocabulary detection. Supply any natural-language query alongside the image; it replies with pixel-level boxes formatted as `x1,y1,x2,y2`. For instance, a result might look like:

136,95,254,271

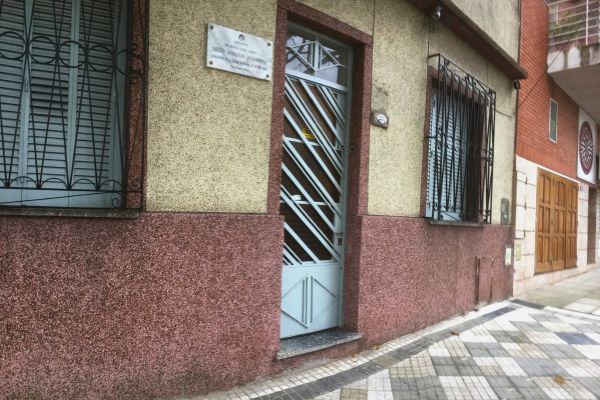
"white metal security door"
280,25,352,338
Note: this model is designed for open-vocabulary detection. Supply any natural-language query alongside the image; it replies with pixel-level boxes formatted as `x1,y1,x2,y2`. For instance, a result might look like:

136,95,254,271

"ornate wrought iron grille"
425,54,496,223
0,0,147,209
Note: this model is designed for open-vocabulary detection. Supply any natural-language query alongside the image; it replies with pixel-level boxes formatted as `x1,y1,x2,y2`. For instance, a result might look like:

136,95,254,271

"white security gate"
280,25,352,338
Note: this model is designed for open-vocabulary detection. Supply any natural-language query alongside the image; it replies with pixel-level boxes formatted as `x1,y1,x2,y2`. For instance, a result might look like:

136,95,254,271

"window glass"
549,100,558,142
286,26,349,87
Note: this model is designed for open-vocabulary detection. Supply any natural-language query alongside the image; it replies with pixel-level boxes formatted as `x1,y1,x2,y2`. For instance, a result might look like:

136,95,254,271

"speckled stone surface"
277,330,363,359
0,213,284,399
352,216,513,346
0,211,513,398
367,0,517,221
447,0,520,60
146,0,277,213
296,0,375,36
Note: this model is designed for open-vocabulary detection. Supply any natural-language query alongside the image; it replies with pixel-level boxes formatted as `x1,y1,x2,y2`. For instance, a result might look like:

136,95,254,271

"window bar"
437,57,449,219
456,73,466,219
450,71,462,214
472,84,482,221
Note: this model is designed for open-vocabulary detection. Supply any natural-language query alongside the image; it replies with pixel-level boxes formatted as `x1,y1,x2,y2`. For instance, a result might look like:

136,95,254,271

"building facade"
0,0,524,398
513,0,600,294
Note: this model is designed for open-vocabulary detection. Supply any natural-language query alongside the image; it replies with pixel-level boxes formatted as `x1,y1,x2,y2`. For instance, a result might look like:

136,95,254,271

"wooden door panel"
535,170,553,273
535,170,578,273
565,181,578,267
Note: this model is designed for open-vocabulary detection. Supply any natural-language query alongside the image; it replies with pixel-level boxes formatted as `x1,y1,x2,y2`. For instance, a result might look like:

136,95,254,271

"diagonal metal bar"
283,110,341,193
282,164,335,231
282,137,341,220
281,186,339,261
299,79,345,146
285,77,343,174
283,222,320,263
316,85,346,131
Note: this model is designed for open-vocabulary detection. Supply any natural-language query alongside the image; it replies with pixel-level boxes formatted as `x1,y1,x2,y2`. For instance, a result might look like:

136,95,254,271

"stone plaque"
206,23,273,81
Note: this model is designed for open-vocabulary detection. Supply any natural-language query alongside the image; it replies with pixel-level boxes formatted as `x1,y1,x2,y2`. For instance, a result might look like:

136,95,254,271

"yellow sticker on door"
302,127,315,140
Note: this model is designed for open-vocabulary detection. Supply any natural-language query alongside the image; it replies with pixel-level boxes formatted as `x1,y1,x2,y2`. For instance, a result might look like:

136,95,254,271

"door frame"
267,0,373,334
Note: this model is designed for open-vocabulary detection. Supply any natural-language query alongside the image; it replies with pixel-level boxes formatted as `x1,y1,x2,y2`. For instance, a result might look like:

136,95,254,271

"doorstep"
277,329,362,360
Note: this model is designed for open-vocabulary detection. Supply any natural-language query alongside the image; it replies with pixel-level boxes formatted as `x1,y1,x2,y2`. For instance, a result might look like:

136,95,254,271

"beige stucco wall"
147,0,277,212
368,0,518,224
147,0,518,220
297,0,375,36
146,0,372,213
448,0,520,61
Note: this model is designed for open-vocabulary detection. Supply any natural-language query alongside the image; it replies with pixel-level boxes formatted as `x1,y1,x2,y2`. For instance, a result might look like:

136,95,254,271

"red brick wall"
517,0,580,179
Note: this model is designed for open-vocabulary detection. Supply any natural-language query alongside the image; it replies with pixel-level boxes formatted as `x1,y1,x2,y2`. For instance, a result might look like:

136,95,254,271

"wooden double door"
535,169,578,273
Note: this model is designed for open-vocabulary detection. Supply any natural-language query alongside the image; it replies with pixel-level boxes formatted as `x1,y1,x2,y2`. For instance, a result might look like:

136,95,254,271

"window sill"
0,208,140,219
428,219,485,228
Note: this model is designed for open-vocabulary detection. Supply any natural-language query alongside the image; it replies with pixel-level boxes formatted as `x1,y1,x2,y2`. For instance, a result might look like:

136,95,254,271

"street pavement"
517,268,600,316
193,268,600,400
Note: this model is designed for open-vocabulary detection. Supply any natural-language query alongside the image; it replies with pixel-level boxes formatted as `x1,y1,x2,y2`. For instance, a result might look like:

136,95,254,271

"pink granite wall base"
355,215,513,345
0,213,284,400
0,213,512,399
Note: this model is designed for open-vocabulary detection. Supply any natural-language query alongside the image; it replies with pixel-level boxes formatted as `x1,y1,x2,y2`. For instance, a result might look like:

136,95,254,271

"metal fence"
549,0,600,48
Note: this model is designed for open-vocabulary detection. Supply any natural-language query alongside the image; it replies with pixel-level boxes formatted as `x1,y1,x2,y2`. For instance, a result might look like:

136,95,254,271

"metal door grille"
280,25,351,338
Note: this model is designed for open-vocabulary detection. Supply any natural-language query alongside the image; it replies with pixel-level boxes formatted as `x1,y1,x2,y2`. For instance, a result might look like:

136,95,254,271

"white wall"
513,155,599,294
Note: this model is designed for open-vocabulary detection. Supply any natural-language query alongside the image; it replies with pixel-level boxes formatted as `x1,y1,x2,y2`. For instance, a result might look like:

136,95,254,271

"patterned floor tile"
578,377,600,397
522,330,569,345
555,332,598,345
203,288,600,400
463,342,510,358
484,376,522,400
514,357,567,377
389,351,436,379
555,358,600,377
438,376,498,400
564,303,597,314
459,326,497,343
315,390,341,400
572,344,600,359
532,377,596,400
389,376,447,400
535,344,586,359
339,388,368,400
473,357,504,376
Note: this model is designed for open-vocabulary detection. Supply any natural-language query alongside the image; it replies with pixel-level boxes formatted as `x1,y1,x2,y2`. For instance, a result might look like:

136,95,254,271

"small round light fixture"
431,5,442,20
370,111,389,129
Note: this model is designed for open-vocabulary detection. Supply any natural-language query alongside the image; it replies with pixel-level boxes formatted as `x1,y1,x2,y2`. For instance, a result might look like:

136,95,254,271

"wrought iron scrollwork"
0,0,147,209
425,54,496,223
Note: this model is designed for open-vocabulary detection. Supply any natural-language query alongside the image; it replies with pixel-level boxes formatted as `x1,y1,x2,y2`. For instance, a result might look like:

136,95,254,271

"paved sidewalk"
516,268,600,315
192,302,600,400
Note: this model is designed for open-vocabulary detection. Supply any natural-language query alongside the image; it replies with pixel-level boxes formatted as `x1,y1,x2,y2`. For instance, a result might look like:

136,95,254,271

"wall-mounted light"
513,80,521,90
431,5,442,21
370,111,389,129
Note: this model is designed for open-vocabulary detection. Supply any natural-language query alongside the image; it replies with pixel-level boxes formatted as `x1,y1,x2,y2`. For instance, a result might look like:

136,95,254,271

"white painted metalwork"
548,0,599,47
280,24,352,338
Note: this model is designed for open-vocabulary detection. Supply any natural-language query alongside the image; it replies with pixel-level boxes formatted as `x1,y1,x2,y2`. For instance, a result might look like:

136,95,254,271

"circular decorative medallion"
579,121,594,175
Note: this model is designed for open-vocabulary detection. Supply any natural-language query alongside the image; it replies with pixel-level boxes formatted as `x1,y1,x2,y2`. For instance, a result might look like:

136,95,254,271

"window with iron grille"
425,55,496,223
0,0,146,209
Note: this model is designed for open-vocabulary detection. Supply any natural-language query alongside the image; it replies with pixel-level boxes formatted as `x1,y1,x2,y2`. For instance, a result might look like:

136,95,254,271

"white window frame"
549,99,558,143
